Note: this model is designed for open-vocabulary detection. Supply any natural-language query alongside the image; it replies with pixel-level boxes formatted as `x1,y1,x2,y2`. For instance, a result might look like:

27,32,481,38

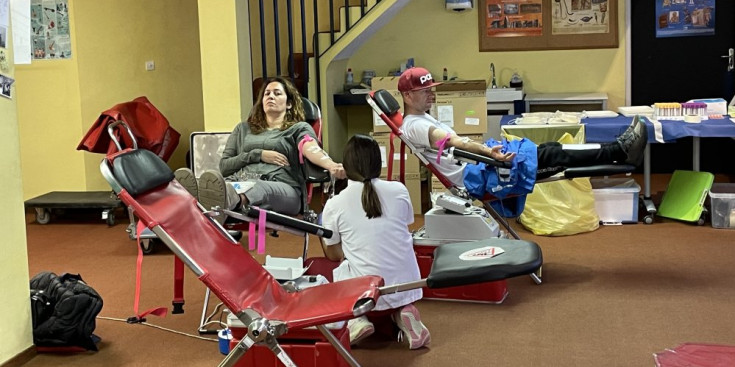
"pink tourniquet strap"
257,209,267,254
248,221,256,251
247,206,267,254
297,135,315,163
436,133,452,164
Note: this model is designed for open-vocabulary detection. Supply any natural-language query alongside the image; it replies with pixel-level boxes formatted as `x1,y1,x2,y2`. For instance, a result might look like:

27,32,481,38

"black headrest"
374,90,401,116
112,149,175,196
302,97,319,123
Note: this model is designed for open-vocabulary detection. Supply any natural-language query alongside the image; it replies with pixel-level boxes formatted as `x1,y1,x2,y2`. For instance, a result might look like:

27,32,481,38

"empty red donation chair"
100,121,543,366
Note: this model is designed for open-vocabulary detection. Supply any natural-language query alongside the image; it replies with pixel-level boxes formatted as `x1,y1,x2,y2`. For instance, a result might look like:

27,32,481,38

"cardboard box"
430,174,447,194
371,132,420,175
371,77,402,133
431,80,488,135
380,172,422,215
591,178,641,224
458,134,484,143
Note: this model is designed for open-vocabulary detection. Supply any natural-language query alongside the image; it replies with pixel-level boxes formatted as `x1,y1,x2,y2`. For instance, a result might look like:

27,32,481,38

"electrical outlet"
145,60,155,71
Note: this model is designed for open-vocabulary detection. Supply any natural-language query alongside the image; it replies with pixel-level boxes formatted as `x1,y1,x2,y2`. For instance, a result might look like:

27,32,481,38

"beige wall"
198,0,252,132
318,0,626,157
16,0,205,200
349,1,626,107
0,17,34,366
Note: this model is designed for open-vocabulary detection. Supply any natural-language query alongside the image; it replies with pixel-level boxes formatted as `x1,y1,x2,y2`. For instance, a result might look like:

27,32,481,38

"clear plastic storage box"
591,178,641,224
709,183,735,229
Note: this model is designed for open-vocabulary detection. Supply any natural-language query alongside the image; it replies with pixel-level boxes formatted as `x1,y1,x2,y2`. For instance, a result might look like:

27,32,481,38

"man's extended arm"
427,126,516,162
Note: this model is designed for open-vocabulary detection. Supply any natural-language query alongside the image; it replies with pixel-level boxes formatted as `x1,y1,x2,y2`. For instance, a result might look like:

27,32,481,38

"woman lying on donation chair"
397,67,648,194
319,134,431,350
176,77,346,220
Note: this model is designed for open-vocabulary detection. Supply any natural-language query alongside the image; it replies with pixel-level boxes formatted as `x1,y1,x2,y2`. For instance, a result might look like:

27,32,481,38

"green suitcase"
658,170,714,224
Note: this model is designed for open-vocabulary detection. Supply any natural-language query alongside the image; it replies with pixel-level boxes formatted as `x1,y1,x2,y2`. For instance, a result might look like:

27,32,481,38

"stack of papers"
583,110,619,118
618,106,654,117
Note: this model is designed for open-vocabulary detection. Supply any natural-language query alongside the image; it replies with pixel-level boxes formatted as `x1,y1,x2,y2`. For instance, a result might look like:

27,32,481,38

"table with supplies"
501,114,735,223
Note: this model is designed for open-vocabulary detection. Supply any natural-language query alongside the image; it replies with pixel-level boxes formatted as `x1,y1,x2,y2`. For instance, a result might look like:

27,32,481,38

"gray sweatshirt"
219,121,317,189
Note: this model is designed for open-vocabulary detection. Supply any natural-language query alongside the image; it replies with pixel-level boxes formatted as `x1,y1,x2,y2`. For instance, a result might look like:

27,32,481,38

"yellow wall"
15,0,85,200
349,1,626,107
198,0,252,132
0,18,34,365
16,0,204,199
318,0,626,156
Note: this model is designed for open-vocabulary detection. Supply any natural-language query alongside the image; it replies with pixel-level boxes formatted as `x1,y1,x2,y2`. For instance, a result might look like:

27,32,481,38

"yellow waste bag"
519,178,600,236
509,132,600,236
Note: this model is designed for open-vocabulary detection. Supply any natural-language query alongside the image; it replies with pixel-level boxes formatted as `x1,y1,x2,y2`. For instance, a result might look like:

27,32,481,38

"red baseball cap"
397,67,442,92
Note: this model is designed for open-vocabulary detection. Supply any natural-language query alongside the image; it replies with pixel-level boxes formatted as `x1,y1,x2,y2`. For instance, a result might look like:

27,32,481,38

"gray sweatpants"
225,180,302,216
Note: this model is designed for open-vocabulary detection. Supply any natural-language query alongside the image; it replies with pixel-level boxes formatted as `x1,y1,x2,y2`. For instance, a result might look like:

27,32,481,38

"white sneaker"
393,304,430,349
347,316,374,346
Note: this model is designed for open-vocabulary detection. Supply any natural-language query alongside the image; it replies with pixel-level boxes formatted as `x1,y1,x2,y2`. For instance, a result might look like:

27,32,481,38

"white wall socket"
145,60,155,71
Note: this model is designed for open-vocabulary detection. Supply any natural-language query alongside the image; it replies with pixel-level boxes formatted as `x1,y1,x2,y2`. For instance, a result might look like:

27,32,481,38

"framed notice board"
479,0,618,52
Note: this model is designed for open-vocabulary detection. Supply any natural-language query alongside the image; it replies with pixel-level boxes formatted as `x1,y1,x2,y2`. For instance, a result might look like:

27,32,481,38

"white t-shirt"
321,179,422,310
400,113,466,187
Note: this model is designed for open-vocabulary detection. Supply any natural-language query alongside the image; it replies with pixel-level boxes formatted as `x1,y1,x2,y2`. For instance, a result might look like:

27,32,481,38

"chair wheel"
643,215,654,225
106,212,116,226
35,208,51,224
140,239,156,254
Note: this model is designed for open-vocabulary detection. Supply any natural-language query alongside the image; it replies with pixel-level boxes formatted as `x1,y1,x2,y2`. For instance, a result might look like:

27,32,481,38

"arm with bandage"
298,134,346,180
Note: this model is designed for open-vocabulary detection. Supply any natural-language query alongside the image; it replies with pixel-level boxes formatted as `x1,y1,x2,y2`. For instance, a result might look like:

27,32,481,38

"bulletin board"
479,0,618,52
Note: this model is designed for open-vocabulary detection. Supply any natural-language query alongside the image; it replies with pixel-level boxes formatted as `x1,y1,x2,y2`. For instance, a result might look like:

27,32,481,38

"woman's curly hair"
248,77,306,134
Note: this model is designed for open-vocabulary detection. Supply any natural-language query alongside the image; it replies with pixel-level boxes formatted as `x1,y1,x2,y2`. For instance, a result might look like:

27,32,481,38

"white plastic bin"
709,183,735,229
591,178,640,224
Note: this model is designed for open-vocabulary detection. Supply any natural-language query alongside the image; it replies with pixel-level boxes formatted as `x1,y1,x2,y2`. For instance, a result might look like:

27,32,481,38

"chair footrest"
427,238,542,289
563,164,635,179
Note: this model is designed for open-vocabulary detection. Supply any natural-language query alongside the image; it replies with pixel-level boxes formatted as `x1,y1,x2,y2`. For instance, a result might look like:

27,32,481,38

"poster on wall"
1,0,8,48
552,0,611,35
30,0,70,59
655,0,715,38
484,0,543,38
1,73,14,99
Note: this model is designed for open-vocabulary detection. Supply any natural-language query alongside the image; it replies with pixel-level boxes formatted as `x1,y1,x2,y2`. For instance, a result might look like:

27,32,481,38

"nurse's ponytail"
343,134,383,219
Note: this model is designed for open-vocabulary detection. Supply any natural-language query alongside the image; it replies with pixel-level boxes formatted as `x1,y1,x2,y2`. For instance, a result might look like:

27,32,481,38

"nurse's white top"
321,178,422,310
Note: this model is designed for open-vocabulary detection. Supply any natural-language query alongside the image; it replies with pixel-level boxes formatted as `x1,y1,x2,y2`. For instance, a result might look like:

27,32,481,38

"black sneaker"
616,116,648,166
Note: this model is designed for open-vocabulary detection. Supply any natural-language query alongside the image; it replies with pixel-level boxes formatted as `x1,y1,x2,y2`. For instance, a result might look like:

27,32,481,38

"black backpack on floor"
30,272,104,351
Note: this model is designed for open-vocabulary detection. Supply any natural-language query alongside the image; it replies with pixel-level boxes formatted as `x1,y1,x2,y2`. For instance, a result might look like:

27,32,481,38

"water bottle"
346,68,354,84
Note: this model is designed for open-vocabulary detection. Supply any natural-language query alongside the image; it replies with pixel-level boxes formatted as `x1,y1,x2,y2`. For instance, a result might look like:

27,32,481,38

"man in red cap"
398,66,648,191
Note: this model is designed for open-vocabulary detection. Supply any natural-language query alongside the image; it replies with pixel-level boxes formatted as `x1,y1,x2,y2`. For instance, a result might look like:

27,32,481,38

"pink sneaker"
348,316,374,346
393,304,431,349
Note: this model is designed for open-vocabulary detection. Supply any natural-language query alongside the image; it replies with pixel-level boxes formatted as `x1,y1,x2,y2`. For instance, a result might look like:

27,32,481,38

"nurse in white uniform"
320,134,431,350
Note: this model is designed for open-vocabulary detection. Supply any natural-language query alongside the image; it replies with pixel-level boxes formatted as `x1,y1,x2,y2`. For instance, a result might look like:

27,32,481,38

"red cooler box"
228,321,351,367
414,240,508,304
